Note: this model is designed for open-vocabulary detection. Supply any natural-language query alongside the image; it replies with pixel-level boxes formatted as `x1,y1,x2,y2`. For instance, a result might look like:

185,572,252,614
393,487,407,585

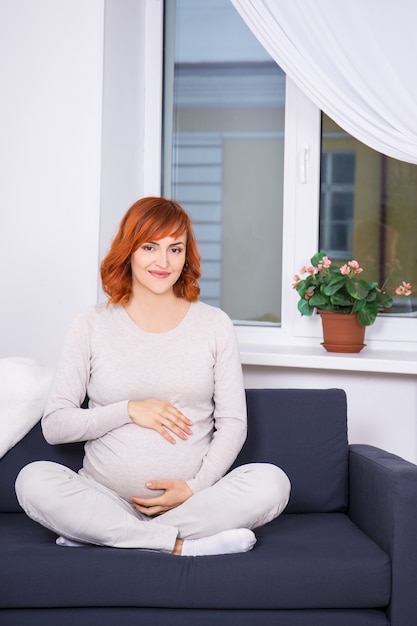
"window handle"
299,144,310,183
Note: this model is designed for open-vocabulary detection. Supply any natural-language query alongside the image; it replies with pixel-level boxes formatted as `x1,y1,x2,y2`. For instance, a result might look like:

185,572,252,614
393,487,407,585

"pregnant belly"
81,423,208,500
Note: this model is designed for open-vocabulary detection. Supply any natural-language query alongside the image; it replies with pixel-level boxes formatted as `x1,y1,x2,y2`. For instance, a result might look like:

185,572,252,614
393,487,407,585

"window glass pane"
331,193,354,220
332,153,355,184
320,150,355,258
163,0,285,325
320,113,417,315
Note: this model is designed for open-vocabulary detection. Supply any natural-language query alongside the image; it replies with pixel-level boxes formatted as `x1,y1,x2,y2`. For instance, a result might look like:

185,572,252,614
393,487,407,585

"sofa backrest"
234,388,348,513
0,422,85,513
0,388,348,514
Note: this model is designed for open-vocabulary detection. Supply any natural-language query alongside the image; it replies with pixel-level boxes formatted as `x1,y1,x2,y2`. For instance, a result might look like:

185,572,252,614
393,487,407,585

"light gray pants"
15,461,290,553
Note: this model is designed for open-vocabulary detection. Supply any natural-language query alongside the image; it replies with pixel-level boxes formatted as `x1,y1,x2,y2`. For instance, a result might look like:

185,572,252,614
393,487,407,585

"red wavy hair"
100,197,201,305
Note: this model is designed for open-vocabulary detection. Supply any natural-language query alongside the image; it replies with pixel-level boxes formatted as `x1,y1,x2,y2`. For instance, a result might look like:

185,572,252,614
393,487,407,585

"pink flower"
319,255,332,269
395,282,412,296
292,275,300,288
305,291,314,300
348,260,363,274
300,265,317,276
340,264,350,275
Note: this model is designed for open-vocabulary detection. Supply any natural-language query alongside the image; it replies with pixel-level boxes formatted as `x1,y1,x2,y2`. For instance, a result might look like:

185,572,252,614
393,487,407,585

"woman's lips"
149,271,170,279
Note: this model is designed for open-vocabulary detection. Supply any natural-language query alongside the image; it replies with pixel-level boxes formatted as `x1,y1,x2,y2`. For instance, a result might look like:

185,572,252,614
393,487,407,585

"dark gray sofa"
1,388,417,626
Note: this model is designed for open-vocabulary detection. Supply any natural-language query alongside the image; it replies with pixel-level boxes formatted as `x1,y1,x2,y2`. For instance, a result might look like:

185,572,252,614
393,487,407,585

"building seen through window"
321,114,417,315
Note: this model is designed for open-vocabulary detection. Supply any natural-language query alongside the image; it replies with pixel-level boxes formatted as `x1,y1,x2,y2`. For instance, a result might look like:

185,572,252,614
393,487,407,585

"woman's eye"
142,245,154,252
171,247,184,254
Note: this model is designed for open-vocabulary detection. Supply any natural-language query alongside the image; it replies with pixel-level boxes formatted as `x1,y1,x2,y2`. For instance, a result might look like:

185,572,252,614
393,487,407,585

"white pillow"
0,357,54,458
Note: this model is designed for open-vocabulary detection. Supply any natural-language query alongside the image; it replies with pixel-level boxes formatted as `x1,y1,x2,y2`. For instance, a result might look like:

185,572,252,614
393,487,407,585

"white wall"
0,0,104,366
0,0,149,366
99,0,147,267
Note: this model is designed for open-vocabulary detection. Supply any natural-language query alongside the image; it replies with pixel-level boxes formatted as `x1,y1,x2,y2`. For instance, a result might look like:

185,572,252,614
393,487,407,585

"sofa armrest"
348,443,417,626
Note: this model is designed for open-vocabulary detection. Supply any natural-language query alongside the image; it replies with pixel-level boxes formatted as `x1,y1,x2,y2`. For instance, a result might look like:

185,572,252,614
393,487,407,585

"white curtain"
230,0,417,164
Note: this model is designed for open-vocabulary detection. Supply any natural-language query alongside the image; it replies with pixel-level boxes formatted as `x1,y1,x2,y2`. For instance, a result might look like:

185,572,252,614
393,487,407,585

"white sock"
181,528,256,557
56,535,88,548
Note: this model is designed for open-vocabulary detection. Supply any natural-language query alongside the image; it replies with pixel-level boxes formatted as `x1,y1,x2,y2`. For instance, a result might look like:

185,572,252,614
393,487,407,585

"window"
151,2,416,351
320,113,417,316
163,0,285,325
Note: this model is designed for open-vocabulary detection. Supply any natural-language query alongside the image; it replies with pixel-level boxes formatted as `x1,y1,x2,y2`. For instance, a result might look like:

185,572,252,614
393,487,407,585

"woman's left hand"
131,480,193,516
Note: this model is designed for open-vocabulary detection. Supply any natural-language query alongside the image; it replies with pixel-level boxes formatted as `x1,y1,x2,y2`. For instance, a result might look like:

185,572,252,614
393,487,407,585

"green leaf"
309,293,328,307
298,299,314,316
310,251,326,267
346,279,370,300
352,299,367,312
330,291,353,306
294,280,309,298
376,292,393,309
323,277,345,296
358,301,378,326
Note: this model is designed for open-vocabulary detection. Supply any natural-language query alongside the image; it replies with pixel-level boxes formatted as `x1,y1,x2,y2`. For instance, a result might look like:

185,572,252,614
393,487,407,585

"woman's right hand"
127,399,193,444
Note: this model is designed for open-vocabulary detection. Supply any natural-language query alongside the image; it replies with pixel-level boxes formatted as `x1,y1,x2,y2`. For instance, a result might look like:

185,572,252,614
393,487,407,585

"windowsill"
240,343,417,375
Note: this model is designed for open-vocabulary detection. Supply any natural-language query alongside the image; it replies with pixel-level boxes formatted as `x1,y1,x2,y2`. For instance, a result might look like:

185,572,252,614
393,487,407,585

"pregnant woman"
16,196,290,556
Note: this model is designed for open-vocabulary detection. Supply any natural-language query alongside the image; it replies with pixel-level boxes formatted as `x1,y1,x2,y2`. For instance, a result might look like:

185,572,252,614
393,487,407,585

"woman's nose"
156,250,169,267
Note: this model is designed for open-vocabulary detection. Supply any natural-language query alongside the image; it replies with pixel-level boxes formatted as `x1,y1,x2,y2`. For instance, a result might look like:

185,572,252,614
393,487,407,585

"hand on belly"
128,399,193,445
131,479,193,516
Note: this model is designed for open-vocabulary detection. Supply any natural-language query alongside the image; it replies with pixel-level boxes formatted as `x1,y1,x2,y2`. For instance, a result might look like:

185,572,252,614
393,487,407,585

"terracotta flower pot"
318,310,366,353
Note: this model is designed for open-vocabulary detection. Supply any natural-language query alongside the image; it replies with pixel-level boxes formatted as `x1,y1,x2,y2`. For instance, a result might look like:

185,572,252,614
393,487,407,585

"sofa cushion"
0,357,53,459
234,389,348,513
0,512,390,611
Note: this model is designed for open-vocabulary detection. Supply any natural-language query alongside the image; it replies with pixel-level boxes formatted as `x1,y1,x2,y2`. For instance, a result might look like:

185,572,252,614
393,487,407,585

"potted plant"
293,252,412,352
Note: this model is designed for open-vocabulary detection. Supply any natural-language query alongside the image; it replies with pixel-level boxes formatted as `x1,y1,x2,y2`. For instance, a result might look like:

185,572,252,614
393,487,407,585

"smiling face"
130,234,187,298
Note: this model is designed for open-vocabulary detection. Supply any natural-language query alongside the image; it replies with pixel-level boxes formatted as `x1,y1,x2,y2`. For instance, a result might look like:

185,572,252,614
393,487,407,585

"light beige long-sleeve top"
42,301,247,500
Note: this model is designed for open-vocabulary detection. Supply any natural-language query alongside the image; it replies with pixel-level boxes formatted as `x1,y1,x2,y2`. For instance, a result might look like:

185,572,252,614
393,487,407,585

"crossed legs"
15,461,290,555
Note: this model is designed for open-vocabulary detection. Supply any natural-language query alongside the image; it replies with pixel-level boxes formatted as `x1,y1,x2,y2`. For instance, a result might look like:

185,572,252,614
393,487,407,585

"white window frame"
142,0,417,368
